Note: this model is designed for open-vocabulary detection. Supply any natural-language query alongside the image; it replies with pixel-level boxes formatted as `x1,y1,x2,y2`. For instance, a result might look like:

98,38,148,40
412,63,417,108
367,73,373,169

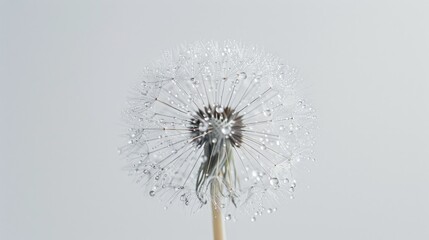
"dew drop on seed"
180,194,186,201
190,77,198,86
267,208,273,214
221,126,231,135
263,109,272,117
251,217,256,222
237,72,247,80
279,125,285,131
199,122,208,131
212,138,217,143
260,144,267,150
270,177,279,186
225,214,232,221
149,190,155,197
215,106,224,113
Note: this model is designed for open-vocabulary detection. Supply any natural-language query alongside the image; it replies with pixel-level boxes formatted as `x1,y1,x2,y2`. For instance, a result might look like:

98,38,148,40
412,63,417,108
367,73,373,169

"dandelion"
120,40,315,240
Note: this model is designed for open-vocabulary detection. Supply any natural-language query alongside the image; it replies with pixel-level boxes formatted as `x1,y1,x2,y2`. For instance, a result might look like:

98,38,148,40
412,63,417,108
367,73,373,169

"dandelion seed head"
120,40,315,219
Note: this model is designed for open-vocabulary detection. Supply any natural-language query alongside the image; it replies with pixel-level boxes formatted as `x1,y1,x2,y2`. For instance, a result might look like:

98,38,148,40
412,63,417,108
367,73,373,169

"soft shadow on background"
1,0,428,239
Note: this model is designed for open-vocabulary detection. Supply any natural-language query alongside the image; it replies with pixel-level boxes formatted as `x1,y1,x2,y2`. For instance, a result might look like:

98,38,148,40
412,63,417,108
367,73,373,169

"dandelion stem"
211,184,226,240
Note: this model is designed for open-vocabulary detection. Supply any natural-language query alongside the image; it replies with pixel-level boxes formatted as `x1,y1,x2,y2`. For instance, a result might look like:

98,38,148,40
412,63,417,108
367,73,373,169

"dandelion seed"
120,40,315,239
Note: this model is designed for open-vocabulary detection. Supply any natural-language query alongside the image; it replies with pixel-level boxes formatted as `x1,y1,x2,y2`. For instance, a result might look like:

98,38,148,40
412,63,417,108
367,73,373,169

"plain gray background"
1,0,428,239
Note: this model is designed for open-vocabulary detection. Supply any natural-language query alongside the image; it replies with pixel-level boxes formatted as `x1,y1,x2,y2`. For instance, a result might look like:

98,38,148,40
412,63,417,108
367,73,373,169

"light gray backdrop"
1,0,428,239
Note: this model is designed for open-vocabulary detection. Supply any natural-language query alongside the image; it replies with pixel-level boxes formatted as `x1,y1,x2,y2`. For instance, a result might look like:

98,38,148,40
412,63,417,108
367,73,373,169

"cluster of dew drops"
119,41,315,222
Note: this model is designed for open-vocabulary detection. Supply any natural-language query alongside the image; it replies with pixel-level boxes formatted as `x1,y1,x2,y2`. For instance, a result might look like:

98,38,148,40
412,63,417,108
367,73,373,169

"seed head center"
190,105,244,148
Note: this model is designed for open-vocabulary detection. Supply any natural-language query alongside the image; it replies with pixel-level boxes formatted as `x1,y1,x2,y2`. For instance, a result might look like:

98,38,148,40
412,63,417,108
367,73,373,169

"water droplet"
289,123,298,131
267,208,273,214
270,177,279,186
212,138,217,143
163,206,168,210
263,109,272,117
180,194,186,201
221,126,231,135
215,106,224,113
190,77,198,86
199,122,208,131
225,214,232,220
117,148,122,154
254,74,262,83
260,144,267,150
237,72,247,80
149,190,155,197
250,217,256,222
279,125,285,131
